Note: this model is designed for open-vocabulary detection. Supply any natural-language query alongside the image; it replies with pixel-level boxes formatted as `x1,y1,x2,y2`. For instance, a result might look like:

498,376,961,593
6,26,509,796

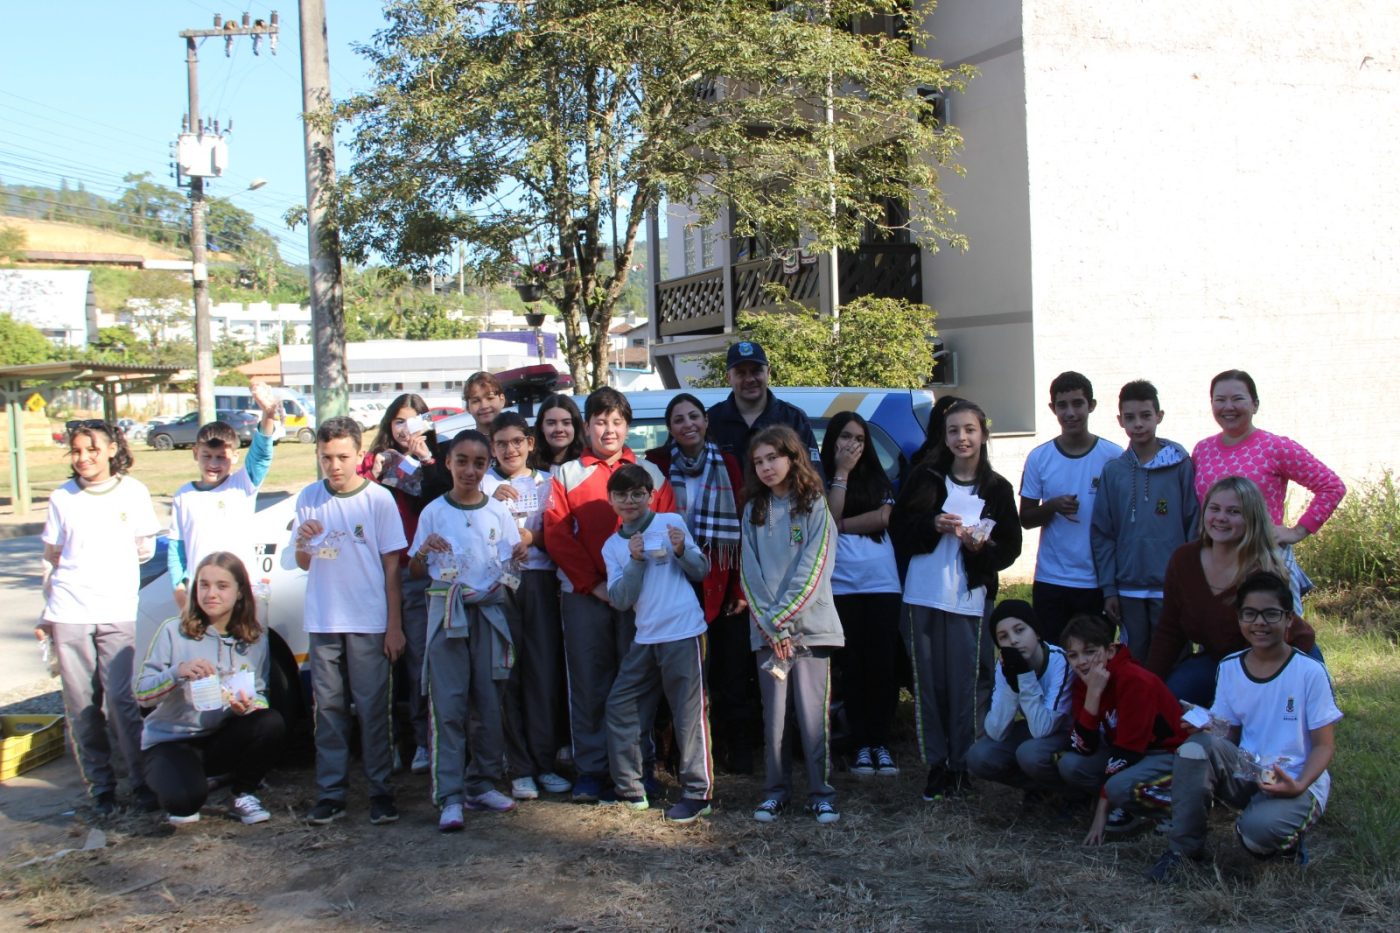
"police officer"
707,341,820,466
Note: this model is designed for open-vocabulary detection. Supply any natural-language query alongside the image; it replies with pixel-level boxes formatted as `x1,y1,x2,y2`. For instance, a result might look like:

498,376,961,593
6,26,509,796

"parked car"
145,410,259,450
425,405,464,422
348,400,387,431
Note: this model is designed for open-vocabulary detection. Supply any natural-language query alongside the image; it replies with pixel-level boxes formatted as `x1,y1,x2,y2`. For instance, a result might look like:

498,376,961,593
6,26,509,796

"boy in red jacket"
1057,613,1187,844
543,388,676,803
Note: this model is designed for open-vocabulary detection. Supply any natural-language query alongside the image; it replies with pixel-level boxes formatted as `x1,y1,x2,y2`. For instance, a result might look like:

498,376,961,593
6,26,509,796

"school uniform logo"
790,524,804,547
1286,696,1295,714
1090,477,1101,492
353,524,366,541
1155,498,1168,516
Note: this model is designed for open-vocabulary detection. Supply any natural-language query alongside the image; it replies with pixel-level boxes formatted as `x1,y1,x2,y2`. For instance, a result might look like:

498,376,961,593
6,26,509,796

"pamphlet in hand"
379,449,424,496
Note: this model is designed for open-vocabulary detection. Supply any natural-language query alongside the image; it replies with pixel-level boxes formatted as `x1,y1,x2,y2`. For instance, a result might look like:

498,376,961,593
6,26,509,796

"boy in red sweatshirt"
1057,613,1187,845
543,387,676,802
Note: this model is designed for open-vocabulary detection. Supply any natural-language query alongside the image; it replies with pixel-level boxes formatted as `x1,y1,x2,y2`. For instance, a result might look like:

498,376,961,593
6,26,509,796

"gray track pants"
399,570,431,748
1168,733,1322,858
427,618,508,806
561,591,640,777
52,622,147,797
903,604,982,772
309,632,394,802
757,646,835,806
1117,596,1163,661
607,635,711,800
1058,747,1175,814
503,569,566,777
965,722,1069,790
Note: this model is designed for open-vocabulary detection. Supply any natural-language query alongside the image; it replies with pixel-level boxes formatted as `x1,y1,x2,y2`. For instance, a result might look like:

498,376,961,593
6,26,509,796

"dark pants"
144,709,286,817
833,592,901,748
706,609,760,752
1032,581,1103,647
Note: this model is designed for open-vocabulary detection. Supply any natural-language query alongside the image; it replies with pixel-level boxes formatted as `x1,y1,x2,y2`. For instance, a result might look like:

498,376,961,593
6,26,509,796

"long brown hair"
744,425,824,525
1199,476,1287,591
181,552,263,645
369,393,429,456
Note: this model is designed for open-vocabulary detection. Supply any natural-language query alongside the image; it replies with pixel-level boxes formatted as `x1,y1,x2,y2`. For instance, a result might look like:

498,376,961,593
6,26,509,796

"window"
395,383,404,391
420,382,430,390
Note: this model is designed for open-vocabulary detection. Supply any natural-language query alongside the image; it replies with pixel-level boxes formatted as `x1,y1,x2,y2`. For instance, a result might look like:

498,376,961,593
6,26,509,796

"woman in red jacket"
645,394,752,772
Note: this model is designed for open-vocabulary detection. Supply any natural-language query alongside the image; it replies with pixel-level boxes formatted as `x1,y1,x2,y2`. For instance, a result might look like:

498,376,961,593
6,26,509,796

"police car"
135,386,937,724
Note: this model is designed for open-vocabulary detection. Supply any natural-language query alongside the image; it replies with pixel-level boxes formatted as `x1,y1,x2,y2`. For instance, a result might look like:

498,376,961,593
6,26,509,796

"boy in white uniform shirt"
291,417,406,827
602,464,713,824
1148,571,1342,883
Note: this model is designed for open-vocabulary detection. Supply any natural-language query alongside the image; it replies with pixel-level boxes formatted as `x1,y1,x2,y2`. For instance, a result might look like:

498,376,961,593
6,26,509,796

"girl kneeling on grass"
135,552,286,825
740,426,845,825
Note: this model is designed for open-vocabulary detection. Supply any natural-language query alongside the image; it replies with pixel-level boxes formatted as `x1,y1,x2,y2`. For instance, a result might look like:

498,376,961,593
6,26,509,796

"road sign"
24,393,44,413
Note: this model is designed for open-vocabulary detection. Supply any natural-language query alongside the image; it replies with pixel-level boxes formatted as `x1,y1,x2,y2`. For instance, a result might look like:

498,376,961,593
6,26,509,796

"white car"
348,400,388,431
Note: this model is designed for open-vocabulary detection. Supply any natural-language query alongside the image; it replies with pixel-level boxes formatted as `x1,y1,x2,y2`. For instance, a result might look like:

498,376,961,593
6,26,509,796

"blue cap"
726,340,769,369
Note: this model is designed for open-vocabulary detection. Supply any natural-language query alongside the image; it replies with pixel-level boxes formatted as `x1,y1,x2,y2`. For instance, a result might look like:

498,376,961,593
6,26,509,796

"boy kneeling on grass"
1147,571,1341,883
602,464,714,824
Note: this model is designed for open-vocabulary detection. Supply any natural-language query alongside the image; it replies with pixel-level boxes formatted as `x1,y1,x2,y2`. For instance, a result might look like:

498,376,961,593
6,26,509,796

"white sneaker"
538,772,573,794
439,802,464,833
465,789,517,812
512,776,540,800
230,794,270,825
168,811,201,825
410,746,431,774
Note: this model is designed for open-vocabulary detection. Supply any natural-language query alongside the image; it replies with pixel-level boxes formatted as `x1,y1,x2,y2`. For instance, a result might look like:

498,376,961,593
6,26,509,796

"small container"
188,675,224,712
643,531,670,565
222,670,256,703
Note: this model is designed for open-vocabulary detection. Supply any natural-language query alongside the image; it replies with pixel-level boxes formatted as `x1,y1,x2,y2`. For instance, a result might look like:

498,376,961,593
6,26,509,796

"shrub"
1297,472,1400,637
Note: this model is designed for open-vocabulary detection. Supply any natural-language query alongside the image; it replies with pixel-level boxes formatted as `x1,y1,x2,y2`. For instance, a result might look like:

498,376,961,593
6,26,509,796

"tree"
690,296,937,388
116,172,186,247
333,1,969,390
0,313,53,366
214,334,253,370
0,223,25,261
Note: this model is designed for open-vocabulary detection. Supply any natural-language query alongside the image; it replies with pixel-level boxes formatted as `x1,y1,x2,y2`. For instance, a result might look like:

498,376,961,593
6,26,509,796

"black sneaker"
92,791,117,818
1146,849,1185,884
304,798,346,825
922,766,950,802
1105,807,1151,835
369,795,399,825
133,785,161,814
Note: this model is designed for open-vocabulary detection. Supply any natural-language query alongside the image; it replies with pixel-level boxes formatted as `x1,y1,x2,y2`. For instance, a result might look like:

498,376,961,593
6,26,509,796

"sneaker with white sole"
465,789,517,812
410,746,431,774
538,772,572,794
168,811,201,825
664,798,712,824
808,800,841,824
1105,807,1151,835
230,793,270,825
439,803,464,833
753,798,785,822
873,746,899,775
850,747,875,775
512,776,540,800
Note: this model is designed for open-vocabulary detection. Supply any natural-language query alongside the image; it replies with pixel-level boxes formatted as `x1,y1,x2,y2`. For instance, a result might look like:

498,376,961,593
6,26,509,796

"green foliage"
0,223,25,260
0,313,53,365
213,335,253,370
1297,473,1400,636
215,369,251,387
689,296,937,388
342,265,479,341
334,0,969,391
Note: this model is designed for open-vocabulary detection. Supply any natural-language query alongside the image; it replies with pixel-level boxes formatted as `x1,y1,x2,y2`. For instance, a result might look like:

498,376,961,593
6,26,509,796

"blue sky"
0,1,392,268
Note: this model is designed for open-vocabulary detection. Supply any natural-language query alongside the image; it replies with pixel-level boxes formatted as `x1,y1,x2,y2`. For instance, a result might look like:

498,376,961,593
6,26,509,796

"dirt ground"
2,722,1395,933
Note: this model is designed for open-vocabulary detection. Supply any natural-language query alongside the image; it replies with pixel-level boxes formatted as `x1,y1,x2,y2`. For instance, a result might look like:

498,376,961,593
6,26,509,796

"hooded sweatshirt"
1090,440,1200,598
739,492,844,651
135,616,270,749
1068,643,1187,784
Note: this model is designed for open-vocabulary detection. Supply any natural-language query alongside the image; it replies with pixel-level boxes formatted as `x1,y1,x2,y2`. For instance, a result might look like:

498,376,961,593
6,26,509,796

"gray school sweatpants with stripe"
309,632,394,802
902,604,982,772
756,646,835,806
427,616,508,805
53,621,147,797
503,569,567,778
607,634,711,801
1168,733,1322,858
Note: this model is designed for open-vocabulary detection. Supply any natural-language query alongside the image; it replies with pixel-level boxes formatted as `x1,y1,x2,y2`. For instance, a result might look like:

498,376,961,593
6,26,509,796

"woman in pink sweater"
1191,370,1345,545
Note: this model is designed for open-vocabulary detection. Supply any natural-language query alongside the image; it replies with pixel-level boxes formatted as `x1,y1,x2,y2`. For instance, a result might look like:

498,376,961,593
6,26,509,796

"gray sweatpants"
561,591,640,777
965,722,1069,790
1168,733,1322,858
309,632,394,802
503,569,567,777
399,570,431,748
1058,747,1175,814
902,604,982,772
757,646,835,806
1117,596,1164,661
607,635,711,801
427,617,508,806
52,622,147,797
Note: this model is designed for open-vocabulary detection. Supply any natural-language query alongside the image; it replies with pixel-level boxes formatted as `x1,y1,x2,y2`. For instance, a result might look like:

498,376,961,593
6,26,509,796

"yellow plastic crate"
0,715,66,781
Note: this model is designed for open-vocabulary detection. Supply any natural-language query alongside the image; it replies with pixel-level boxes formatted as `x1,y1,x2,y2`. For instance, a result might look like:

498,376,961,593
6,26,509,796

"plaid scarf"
669,441,741,568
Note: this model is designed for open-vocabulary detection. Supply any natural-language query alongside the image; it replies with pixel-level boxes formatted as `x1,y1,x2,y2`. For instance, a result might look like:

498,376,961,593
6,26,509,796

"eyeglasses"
609,490,651,503
493,436,530,449
1239,607,1288,624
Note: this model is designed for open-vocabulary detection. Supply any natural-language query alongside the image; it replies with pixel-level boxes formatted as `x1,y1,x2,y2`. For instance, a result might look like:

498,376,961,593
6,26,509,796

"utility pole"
299,0,348,423
177,13,279,425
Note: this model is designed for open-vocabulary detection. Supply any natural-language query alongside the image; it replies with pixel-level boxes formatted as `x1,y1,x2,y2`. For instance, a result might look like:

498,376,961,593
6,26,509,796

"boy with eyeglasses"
1147,571,1341,883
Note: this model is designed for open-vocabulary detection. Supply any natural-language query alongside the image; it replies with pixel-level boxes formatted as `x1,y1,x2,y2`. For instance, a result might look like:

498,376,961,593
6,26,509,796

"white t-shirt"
601,512,706,644
42,476,161,625
410,492,521,594
1211,648,1343,809
1020,436,1122,588
293,479,407,634
903,477,986,616
481,468,555,572
169,470,260,580
831,531,901,596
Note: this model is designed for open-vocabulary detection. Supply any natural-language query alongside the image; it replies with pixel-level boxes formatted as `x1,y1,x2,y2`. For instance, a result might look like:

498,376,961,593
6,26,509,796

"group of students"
37,346,1345,882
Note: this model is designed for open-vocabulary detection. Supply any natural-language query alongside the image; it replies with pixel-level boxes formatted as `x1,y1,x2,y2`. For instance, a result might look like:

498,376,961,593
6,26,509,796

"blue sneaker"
572,774,603,803
642,772,664,803
664,798,712,825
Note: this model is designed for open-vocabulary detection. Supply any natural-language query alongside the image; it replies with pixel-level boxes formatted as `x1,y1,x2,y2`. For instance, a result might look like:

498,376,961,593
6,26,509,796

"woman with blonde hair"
1146,476,1317,705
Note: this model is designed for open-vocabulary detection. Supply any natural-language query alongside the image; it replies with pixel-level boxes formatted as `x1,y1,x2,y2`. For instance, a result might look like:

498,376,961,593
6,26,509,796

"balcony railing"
655,243,921,338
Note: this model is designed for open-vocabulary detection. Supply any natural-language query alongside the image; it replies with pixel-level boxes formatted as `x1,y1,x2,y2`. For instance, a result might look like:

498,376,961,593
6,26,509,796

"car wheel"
266,632,313,764
151,433,174,451
297,427,315,444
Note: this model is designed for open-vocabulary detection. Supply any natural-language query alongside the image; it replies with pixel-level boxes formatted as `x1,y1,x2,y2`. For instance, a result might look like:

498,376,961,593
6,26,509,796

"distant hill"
1,217,186,261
